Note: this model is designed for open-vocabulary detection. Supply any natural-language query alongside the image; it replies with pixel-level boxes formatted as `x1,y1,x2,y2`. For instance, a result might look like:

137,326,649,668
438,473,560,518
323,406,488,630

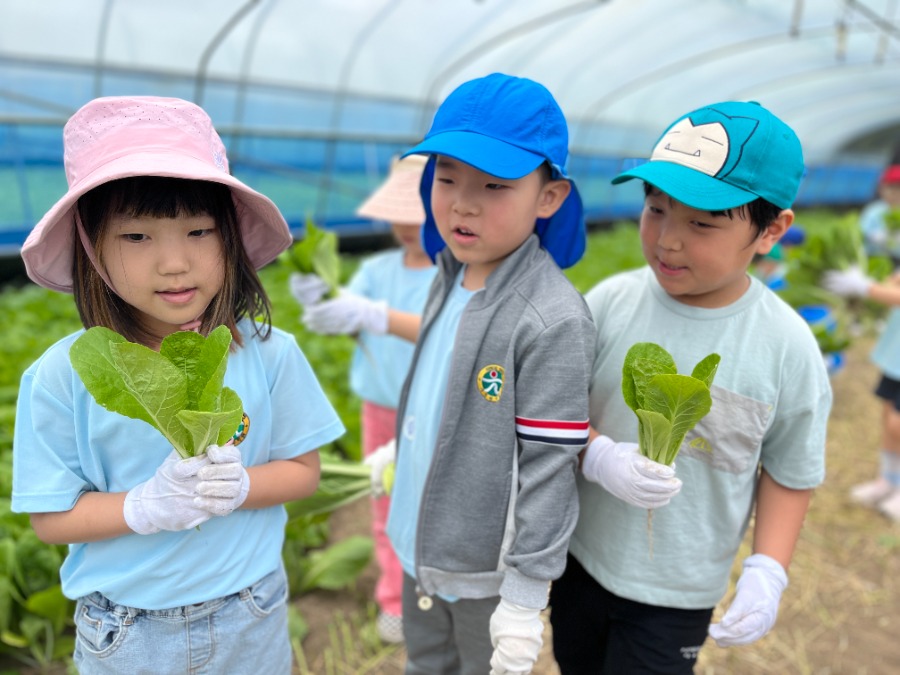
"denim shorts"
73,564,291,675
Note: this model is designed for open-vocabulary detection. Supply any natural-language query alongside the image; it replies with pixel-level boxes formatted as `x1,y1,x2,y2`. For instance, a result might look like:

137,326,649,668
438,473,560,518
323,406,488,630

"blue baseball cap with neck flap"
403,72,585,269
612,100,804,211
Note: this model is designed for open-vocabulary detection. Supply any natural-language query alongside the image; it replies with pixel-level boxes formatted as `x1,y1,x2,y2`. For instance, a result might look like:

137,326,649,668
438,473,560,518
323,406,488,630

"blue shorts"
73,564,291,675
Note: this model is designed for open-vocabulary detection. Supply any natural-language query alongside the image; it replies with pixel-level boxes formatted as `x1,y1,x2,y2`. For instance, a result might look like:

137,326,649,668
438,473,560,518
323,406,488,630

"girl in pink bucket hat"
290,154,437,644
12,96,345,674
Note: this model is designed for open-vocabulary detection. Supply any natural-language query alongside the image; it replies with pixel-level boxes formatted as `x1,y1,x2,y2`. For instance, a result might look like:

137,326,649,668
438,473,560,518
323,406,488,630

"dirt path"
295,336,900,674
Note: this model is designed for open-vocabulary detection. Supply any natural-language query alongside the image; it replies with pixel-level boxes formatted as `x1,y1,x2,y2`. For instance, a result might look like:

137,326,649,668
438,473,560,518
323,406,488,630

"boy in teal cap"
380,72,595,674
549,101,832,673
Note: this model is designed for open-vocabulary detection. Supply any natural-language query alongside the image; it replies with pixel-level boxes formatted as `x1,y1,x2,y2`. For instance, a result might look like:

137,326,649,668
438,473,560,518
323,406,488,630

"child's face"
879,183,900,208
391,222,425,257
640,187,786,308
430,156,569,286
100,212,225,342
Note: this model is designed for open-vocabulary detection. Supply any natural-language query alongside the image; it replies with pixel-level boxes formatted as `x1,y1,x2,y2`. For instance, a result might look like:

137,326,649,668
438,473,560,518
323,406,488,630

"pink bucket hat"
356,154,427,225
21,96,293,293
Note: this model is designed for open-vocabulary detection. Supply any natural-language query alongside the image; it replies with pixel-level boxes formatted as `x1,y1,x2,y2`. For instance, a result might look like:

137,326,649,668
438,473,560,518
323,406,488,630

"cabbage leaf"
622,342,720,466
69,325,244,458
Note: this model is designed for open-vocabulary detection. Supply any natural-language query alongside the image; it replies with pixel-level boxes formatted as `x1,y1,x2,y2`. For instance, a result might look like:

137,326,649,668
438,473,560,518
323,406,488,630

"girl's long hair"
72,176,272,347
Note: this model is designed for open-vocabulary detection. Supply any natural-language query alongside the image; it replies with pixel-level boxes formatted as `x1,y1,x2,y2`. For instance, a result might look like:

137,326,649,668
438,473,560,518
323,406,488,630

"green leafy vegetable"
283,217,342,299
69,326,244,458
885,208,900,233
622,343,720,466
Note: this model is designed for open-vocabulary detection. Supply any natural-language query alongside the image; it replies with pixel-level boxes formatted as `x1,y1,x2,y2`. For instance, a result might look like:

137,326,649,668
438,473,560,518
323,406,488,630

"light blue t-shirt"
570,267,831,609
860,199,900,259
387,273,476,578
347,249,437,408
12,320,345,609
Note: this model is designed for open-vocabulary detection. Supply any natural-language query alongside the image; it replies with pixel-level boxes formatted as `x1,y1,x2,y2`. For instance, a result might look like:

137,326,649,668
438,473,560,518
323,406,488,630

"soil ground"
294,335,900,674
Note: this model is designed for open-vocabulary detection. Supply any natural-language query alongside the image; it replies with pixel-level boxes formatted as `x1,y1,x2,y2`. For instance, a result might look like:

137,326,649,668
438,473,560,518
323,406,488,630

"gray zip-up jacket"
397,234,595,609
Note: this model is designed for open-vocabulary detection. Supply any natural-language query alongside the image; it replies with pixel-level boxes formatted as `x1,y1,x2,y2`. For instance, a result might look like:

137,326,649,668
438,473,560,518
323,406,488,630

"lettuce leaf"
282,217,341,298
622,342,719,465
69,325,244,458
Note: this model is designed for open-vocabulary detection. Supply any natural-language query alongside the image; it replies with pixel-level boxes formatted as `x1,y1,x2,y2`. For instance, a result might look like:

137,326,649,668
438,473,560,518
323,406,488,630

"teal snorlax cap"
613,101,804,211
403,72,585,269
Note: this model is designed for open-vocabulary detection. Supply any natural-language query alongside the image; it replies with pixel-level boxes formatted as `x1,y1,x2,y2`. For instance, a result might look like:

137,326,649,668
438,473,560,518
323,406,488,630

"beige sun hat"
21,96,293,293
355,154,427,225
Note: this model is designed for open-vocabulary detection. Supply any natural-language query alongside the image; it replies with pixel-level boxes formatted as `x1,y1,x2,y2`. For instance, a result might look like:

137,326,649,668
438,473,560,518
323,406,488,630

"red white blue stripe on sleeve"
515,417,590,446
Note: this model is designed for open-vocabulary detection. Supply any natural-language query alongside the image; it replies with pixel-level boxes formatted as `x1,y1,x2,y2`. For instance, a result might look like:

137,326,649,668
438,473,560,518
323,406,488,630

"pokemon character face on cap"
612,100,804,212
649,108,759,183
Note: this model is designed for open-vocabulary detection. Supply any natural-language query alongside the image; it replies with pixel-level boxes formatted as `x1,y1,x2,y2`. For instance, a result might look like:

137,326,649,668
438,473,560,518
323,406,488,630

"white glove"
364,439,397,497
289,273,330,307
194,444,250,516
124,450,213,534
303,290,389,335
489,599,544,675
581,435,682,508
708,553,788,647
821,266,872,298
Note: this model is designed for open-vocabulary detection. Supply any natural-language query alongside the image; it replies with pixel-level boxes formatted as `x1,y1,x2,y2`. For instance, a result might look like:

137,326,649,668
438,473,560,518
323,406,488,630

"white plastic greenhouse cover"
1,0,900,246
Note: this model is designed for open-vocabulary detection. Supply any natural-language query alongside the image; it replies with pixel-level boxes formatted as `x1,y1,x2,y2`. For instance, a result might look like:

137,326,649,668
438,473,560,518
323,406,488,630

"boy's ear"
755,209,794,256
537,179,572,218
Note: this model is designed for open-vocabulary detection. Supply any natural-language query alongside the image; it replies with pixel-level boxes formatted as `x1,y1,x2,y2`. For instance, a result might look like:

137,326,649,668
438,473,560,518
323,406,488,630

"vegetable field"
1,211,899,673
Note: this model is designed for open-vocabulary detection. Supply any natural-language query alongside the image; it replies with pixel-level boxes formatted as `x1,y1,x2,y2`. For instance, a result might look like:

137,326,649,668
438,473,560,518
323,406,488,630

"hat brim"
404,130,546,180
612,161,760,212
355,163,426,225
22,151,292,293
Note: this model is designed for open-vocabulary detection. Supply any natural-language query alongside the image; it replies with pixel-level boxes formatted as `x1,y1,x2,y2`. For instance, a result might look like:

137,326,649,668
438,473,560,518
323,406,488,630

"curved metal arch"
92,0,115,98
571,24,839,142
193,0,262,106
229,0,279,159
572,17,900,155
314,0,400,214
415,0,609,134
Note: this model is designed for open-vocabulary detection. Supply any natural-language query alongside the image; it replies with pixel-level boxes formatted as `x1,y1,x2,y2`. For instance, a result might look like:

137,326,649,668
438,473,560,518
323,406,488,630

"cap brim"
22,151,292,292
404,130,545,180
612,161,759,211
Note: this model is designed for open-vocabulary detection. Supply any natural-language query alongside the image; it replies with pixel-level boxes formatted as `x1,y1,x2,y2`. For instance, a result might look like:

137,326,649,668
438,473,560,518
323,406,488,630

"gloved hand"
580,435,682,508
708,553,788,647
124,450,213,534
289,272,330,307
364,439,397,497
821,266,873,298
303,290,389,335
489,598,544,675
194,444,250,516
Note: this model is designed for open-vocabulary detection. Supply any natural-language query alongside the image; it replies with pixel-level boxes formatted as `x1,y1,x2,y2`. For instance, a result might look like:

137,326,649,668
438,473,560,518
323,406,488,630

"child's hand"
124,450,213,534
489,598,543,675
194,444,250,516
708,553,788,647
580,435,682,508
289,272,330,307
364,439,397,497
303,290,389,335
821,266,873,297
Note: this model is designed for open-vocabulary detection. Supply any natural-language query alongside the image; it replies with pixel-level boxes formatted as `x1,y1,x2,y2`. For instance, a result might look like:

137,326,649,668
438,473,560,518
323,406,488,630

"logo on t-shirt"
477,365,505,402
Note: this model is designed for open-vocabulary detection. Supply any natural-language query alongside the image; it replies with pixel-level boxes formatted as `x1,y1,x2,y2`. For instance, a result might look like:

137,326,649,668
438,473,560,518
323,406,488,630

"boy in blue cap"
380,72,595,674
549,101,832,673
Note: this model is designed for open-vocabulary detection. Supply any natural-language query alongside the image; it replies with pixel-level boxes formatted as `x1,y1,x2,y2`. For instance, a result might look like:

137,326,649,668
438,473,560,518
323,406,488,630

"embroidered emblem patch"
477,365,504,402
232,412,250,446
